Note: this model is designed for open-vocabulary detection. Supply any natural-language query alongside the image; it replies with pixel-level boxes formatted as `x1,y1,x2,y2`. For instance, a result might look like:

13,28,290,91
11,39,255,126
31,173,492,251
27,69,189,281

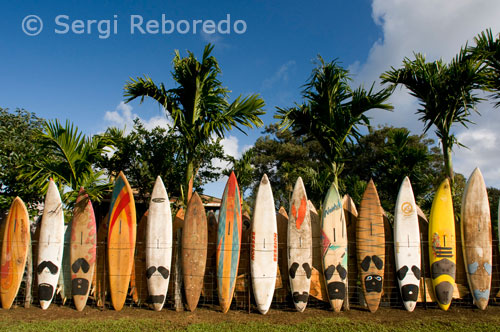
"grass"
0,317,498,332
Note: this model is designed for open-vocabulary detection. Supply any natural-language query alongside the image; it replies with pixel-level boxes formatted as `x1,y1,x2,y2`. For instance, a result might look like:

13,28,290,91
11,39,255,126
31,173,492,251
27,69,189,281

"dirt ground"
1,303,500,327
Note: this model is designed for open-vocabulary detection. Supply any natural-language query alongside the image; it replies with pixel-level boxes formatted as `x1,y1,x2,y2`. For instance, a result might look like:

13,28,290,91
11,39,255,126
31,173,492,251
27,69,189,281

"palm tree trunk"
442,140,454,185
185,158,194,205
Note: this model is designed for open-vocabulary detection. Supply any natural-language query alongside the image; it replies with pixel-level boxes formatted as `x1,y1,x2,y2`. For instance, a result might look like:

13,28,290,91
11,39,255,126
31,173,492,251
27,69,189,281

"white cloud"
353,0,500,187
103,101,172,134
261,60,296,90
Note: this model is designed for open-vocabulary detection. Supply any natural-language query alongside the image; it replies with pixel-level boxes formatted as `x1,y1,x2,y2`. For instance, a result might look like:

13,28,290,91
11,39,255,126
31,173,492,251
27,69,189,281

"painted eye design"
375,276,382,281
366,276,373,281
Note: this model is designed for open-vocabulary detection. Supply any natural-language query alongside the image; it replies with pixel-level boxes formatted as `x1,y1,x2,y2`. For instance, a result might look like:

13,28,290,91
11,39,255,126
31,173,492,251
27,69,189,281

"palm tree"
124,44,265,204
381,48,486,184
276,56,393,186
470,28,500,107
20,119,113,207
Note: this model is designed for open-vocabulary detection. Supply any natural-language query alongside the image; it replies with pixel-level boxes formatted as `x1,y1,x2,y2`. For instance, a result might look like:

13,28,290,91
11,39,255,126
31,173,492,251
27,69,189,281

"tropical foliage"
124,43,265,204
276,56,393,187
0,108,46,213
19,119,113,208
380,49,486,184
99,118,226,206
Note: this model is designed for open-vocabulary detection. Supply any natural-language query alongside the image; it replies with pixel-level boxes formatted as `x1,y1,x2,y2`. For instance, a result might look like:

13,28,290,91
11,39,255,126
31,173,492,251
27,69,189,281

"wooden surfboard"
107,171,136,311
182,191,207,312
95,214,108,308
146,176,172,311
394,177,421,312
288,177,312,312
461,168,491,310
429,178,456,311
357,179,385,313
216,171,242,313
131,211,148,305
321,182,347,312
0,197,30,309
250,174,278,314
70,188,97,311
37,179,65,310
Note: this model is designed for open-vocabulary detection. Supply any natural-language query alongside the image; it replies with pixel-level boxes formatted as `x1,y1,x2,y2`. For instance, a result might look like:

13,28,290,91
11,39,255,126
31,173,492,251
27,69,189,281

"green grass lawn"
0,317,498,332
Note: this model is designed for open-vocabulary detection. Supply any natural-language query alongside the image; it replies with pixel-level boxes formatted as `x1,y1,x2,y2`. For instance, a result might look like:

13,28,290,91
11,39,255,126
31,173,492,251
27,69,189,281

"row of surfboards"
0,167,494,313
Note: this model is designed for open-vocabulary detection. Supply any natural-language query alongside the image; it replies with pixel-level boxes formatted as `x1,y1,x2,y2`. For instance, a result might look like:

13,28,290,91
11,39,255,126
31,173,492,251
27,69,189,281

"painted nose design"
37,261,59,275
71,258,90,273
146,266,170,279
72,278,90,295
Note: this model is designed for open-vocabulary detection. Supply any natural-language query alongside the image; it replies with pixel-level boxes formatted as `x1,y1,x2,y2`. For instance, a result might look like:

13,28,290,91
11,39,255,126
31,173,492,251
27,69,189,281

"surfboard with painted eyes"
429,178,456,311
70,188,97,311
182,191,207,312
0,197,30,309
250,174,278,315
216,172,243,313
287,177,312,312
107,171,136,311
146,176,172,311
37,179,65,310
461,168,492,310
356,179,385,313
394,177,421,312
321,182,347,312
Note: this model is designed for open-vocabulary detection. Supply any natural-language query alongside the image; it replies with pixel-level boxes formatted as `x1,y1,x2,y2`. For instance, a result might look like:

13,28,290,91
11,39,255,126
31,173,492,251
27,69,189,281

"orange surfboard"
216,172,242,313
107,172,136,311
0,197,30,309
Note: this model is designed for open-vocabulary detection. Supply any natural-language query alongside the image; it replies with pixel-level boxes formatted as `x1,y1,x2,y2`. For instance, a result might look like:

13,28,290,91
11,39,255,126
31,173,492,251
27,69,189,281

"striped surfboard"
216,172,242,313
107,171,136,311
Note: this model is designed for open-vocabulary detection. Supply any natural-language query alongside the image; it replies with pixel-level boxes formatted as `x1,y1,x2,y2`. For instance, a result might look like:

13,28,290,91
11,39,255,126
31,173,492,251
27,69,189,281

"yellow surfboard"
429,179,456,311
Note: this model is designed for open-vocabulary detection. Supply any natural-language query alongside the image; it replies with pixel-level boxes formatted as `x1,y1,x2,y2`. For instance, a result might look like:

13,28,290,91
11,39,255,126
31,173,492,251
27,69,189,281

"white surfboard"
321,182,348,312
37,179,65,310
287,177,312,312
146,176,173,311
251,174,278,314
394,177,421,312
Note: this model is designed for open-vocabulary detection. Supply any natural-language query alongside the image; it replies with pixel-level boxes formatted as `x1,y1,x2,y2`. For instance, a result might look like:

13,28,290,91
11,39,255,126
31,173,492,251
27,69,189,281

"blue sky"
2,0,500,196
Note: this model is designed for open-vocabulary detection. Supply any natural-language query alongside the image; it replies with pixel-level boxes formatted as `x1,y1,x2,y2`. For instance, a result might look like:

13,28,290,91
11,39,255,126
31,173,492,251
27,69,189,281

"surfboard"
321,182,347,312
394,177,421,312
58,224,72,304
70,188,97,311
251,174,278,314
0,197,30,309
429,178,456,311
107,171,136,311
131,211,148,305
357,179,385,313
461,168,491,310
95,213,108,308
37,179,65,310
182,191,207,312
288,177,312,312
216,171,242,313
146,176,172,311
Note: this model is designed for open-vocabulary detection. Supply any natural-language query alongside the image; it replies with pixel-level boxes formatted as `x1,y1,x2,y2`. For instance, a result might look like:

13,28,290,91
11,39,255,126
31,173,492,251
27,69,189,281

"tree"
246,124,332,210
99,118,226,205
124,44,265,204
343,126,442,214
276,57,393,187
381,49,486,185
0,108,46,214
20,119,113,208
470,29,500,108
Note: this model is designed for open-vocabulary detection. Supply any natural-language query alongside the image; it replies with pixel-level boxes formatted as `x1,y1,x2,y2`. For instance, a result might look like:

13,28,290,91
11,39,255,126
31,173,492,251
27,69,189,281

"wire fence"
6,206,500,312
